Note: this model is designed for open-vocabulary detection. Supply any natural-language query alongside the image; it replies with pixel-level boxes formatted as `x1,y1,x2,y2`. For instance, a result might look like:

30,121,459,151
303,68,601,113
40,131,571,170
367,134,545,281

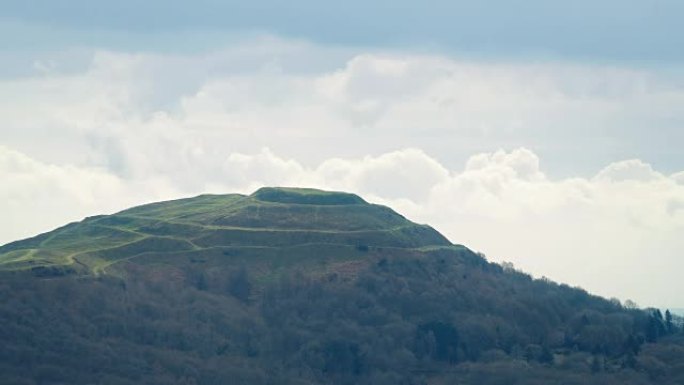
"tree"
624,333,642,356
665,310,675,334
416,322,460,364
646,310,666,342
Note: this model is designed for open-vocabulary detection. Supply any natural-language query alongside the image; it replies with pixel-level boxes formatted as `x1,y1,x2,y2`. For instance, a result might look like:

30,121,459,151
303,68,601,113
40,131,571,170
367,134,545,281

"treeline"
1,249,683,384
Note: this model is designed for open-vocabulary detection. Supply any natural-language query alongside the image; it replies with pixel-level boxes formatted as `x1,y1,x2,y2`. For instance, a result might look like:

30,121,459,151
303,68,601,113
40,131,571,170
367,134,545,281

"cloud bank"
4,40,684,175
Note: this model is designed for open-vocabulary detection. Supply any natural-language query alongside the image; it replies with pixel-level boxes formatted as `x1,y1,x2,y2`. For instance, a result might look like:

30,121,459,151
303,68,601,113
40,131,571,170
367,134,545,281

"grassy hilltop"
0,187,452,278
1,187,683,385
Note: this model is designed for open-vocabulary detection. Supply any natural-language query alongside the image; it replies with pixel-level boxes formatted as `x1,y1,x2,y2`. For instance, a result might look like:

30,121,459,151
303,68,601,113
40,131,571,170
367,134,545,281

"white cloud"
594,159,662,182
316,149,449,201
3,43,684,176
673,171,684,185
222,148,307,191
0,146,176,243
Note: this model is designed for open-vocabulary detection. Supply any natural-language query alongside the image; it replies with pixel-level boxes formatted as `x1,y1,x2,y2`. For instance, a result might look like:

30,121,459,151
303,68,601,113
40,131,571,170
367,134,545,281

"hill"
0,187,450,277
0,187,683,385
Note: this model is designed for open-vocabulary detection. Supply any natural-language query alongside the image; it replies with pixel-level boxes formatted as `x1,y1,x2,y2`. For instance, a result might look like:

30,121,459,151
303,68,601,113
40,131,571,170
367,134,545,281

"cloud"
595,159,663,182
673,171,684,185
316,149,449,201
4,44,684,178
0,146,174,244
464,148,544,181
222,148,307,191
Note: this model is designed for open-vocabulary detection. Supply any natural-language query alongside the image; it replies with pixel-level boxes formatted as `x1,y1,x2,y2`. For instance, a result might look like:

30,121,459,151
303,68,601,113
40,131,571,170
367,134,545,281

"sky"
1,1,683,308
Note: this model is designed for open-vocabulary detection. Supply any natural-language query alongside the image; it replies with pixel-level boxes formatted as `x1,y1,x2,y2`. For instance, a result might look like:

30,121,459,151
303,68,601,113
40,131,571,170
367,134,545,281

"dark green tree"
665,310,675,334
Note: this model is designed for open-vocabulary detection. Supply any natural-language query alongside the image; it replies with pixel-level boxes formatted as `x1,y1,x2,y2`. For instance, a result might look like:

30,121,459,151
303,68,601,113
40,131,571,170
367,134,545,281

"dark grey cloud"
2,0,683,62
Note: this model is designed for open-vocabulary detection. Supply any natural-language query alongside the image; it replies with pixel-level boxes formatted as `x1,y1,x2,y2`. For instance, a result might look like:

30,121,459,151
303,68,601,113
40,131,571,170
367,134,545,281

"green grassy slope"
0,187,453,276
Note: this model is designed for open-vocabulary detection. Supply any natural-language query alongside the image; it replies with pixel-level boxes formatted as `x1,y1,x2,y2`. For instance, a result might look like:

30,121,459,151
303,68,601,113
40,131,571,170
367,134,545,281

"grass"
252,186,367,205
0,187,454,276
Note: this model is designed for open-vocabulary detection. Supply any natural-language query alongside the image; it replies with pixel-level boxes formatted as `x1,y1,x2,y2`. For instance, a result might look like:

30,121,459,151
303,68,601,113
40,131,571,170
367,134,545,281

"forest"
1,247,683,385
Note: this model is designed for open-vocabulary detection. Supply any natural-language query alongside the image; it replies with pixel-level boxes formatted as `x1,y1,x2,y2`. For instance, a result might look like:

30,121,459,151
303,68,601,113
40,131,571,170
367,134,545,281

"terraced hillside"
0,187,454,278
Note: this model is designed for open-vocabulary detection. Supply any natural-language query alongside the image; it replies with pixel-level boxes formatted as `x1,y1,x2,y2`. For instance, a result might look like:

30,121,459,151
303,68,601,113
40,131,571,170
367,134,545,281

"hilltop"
0,187,451,278
1,187,683,385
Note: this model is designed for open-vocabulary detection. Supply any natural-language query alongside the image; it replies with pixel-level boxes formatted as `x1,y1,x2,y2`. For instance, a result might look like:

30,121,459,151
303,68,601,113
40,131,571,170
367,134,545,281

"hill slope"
0,187,683,385
0,187,451,277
